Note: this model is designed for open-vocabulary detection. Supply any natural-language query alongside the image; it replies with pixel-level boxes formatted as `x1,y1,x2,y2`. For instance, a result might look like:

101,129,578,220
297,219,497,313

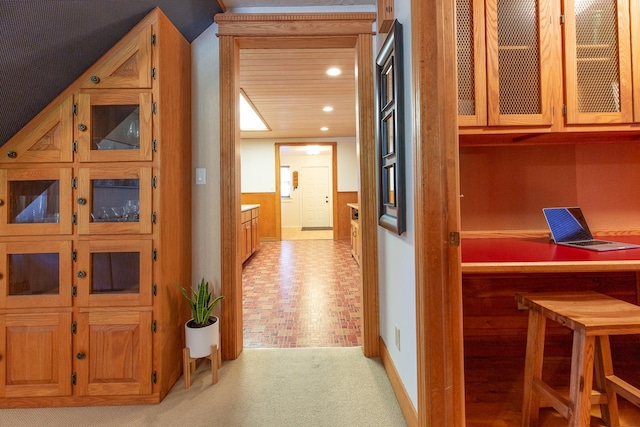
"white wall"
240,137,357,193
375,0,418,408
191,23,222,314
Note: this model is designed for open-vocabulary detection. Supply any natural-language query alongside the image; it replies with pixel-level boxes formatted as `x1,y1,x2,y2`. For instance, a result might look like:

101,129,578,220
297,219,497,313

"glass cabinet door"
0,240,73,308
563,0,633,124
76,167,152,235
456,0,488,126
485,0,553,126
0,168,73,236
75,92,152,162
75,239,152,307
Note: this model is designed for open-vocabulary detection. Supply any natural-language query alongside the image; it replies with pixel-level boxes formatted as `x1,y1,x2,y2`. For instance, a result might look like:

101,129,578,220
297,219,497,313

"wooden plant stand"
183,345,221,388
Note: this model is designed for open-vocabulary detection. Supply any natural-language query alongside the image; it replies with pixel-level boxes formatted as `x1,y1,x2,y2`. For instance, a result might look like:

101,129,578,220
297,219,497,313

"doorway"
276,142,338,241
216,12,379,360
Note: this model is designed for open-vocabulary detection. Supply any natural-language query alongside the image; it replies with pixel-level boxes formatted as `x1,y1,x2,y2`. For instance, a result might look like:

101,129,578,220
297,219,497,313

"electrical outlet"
395,326,400,351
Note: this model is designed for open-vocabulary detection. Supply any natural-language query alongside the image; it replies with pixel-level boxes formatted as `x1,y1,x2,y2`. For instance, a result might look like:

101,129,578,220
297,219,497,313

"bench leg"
569,331,595,427
522,310,546,427
595,336,620,427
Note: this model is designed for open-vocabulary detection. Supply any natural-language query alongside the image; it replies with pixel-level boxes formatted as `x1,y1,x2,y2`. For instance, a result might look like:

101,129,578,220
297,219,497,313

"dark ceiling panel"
0,0,223,146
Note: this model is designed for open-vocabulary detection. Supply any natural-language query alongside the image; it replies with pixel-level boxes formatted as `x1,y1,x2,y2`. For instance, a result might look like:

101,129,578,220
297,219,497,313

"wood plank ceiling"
239,47,356,140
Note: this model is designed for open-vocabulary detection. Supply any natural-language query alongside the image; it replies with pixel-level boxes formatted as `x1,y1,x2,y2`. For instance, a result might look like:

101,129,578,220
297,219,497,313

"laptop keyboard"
570,240,611,246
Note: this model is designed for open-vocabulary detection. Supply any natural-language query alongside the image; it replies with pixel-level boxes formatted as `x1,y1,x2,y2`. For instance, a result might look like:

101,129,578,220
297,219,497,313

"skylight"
240,90,269,131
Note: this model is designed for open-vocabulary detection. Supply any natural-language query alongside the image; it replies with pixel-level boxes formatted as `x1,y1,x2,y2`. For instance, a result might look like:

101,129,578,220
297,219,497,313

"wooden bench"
516,291,640,427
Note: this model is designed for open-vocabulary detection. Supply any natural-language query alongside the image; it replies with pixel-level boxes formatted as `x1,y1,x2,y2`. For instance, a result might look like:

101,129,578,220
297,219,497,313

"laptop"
542,207,640,252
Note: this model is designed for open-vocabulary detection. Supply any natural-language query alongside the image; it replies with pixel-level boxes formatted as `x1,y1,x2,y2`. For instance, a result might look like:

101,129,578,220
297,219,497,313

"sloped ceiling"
0,0,224,146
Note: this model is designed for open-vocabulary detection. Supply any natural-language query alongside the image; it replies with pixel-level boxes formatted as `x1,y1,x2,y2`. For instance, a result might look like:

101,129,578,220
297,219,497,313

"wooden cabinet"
632,0,640,122
562,0,633,124
457,0,553,127
348,203,360,266
241,205,260,263
0,313,73,398
458,0,640,131
0,9,191,408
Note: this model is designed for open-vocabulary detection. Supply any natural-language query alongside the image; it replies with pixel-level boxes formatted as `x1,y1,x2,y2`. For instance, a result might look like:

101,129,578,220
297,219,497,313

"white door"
301,166,330,228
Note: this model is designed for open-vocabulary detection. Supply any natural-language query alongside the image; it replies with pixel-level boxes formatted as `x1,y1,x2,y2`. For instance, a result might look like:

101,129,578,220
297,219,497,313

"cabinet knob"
0,199,3,206
77,271,86,278
77,197,86,205
90,75,100,84
78,123,87,132
76,352,85,360
7,151,17,159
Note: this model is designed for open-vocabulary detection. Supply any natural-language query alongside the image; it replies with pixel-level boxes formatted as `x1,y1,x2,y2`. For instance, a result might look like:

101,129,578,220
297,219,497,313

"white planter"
185,316,220,358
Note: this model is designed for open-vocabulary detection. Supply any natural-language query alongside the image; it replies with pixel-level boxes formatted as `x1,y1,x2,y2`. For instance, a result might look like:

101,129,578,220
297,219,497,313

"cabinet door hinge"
71,373,77,385
72,141,78,153
72,103,78,115
72,249,77,262
152,249,157,261
71,321,77,334
72,213,77,225
152,283,157,296
449,231,461,247
560,14,565,25
152,176,158,188
151,33,157,46
152,212,157,224
152,371,157,384
72,285,77,297
152,320,157,333
152,102,157,114
71,177,78,189
152,139,158,152
151,67,157,80
562,104,567,116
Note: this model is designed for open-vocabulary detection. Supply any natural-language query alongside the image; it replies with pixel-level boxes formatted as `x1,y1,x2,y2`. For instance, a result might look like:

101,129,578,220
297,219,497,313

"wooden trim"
215,13,376,37
380,337,419,427
219,34,243,360
356,33,380,358
412,0,465,425
218,14,377,361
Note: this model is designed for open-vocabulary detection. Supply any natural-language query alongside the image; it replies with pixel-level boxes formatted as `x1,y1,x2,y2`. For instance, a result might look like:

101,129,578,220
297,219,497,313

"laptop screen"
543,207,593,243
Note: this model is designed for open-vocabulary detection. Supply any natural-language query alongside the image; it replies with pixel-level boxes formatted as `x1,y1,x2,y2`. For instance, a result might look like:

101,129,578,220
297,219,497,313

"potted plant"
180,278,224,358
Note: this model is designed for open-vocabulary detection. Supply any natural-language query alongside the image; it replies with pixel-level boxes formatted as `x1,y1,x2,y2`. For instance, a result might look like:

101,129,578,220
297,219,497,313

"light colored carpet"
4,347,407,427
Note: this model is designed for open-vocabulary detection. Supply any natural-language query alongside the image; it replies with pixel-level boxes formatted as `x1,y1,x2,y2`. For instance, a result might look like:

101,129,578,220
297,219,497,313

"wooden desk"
460,237,640,359
462,237,640,273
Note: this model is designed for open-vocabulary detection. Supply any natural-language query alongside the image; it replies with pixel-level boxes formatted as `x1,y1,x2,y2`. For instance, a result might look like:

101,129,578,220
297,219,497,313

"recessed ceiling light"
326,67,341,76
322,106,334,112
320,127,329,131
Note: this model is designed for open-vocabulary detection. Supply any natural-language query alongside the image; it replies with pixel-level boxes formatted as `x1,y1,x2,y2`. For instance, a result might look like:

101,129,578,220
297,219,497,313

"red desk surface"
461,236,640,273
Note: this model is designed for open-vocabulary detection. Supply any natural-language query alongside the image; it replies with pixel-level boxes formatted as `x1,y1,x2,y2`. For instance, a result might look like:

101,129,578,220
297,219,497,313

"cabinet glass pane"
457,0,476,115
574,0,620,113
91,179,139,222
91,105,140,151
91,252,140,294
9,253,59,295
9,180,60,224
497,0,541,114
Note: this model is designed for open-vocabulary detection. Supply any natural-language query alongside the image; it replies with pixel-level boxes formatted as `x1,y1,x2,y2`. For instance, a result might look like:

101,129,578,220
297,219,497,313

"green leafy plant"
180,278,224,327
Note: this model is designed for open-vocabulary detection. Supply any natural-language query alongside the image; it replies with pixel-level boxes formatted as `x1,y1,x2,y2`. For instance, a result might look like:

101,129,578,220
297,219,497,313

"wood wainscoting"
337,191,358,240
241,192,277,241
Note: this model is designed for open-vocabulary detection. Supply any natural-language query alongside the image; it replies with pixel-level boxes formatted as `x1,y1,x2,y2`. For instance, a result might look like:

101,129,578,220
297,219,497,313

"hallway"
242,239,362,348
